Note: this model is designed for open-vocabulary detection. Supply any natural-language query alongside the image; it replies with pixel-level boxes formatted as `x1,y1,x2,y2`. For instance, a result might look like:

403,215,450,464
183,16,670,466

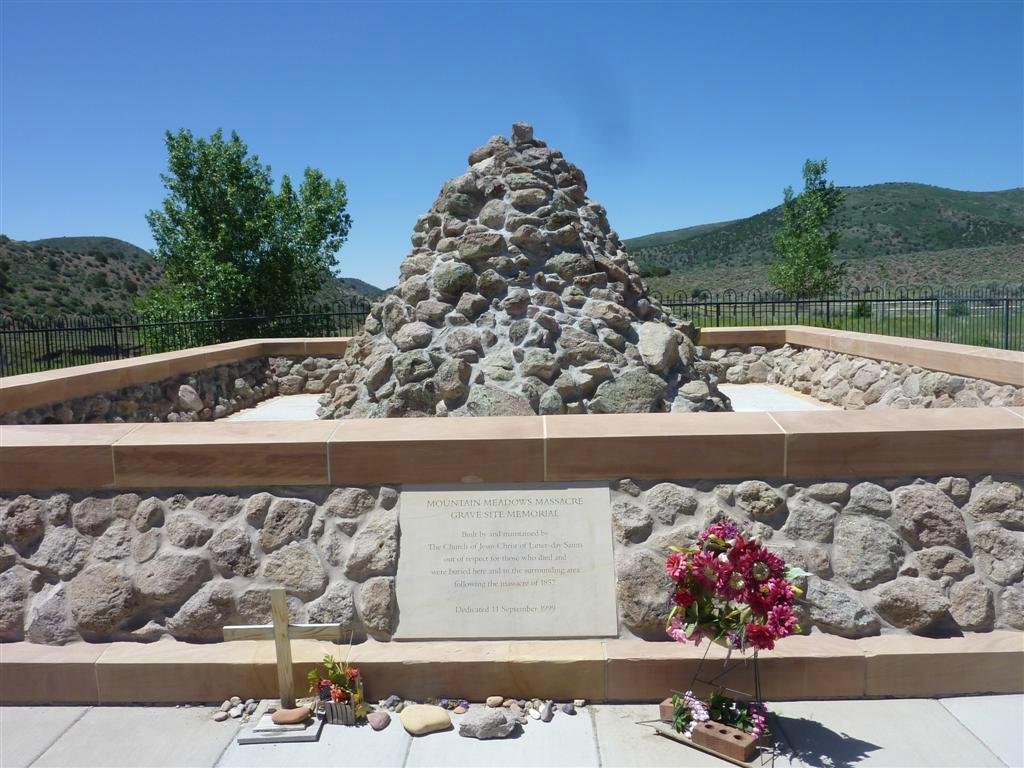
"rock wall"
1,356,344,425
2,475,1021,645
700,343,1024,409
321,123,728,418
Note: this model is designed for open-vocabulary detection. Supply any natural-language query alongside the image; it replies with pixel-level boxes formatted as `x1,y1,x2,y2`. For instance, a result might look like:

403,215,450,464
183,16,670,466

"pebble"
228,704,244,718
230,696,241,706
561,703,576,715
486,695,504,708
394,702,406,713
502,698,515,708
453,706,468,715
367,711,391,731
573,699,587,707
245,698,255,706
528,708,540,720
380,694,402,710
517,699,526,708
219,700,231,712
244,701,257,715
212,711,229,722
540,701,554,723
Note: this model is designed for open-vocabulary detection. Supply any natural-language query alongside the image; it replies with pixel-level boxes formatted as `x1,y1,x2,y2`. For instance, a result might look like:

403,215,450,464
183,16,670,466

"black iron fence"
2,286,1022,377
657,285,1024,352
0,300,372,377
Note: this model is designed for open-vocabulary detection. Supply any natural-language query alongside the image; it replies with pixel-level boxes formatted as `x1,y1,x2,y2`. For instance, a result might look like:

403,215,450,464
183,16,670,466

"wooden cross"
222,588,345,708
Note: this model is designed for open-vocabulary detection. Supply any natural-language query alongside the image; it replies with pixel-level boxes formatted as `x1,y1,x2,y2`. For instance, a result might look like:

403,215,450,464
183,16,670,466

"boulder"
616,548,672,639
781,494,838,543
134,553,210,606
845,482,892,518
260,498,316,552
806,578,880,638
307,582,358,629
68,563,136,634
345,510,399,581
972,523,1024,586
588,369,667,414
949,577,994,631
358,577,396,638
644,483,698,525
611,502,653,544
208,527,257,577
167,582,236,641
832,515,904,589
462,384,534,417
0,496,46,552
71,497,114,537
28,528,90,580
964,482,1023,529
873,578,949,632
399,704,452,735
637,322,679,375
459,707,516,739
192,494,242,523
734,481,784,519
260,543,328,599
165,514,214,549
26,584,76,645
892,485,968,551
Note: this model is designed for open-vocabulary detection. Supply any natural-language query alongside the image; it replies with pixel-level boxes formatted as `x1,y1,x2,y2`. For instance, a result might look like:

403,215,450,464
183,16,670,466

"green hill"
0,235,382,317
625,183,1024,294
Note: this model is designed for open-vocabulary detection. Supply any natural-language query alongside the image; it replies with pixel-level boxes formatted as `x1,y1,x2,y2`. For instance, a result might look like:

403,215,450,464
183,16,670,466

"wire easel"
640,641,777,767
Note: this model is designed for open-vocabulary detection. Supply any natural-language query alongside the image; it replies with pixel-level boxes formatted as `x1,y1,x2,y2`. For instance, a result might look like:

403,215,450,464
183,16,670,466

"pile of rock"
319,123,729,418
700,344,1024,409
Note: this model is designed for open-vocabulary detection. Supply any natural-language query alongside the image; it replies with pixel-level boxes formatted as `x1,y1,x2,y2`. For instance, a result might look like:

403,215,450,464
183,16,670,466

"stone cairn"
320,123,730,418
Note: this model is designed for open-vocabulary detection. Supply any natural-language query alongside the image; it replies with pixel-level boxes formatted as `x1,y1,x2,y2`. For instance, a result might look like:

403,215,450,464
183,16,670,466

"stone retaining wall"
2,475,1021,645
1,356,344,425
700,344,1024,409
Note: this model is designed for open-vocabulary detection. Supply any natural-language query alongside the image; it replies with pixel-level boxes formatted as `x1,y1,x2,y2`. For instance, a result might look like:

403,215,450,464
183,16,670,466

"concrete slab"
225,394,320,421
718,383,833,412
30,706,240,767
404,705,598,767
592,704,737,767
940,695,1024,768
772,699,1006,767
218,717,410,767
0,706,89,768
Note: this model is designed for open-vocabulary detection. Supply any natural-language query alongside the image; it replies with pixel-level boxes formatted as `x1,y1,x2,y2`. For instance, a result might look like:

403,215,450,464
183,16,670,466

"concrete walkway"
224,394,322,421
718,383,834,412
3,697,1021,767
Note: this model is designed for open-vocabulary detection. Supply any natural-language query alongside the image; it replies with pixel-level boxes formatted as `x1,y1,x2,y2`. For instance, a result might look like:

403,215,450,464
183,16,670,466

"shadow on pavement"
771,715,881,768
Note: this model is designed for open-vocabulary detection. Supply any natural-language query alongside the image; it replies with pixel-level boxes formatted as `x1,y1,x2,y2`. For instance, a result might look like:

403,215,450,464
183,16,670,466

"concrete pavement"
3,697,1021,768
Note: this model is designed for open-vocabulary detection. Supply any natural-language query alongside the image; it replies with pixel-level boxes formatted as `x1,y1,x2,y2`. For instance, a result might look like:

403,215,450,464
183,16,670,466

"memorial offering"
665,520,806,651
396,482,616,639
308,654,368,724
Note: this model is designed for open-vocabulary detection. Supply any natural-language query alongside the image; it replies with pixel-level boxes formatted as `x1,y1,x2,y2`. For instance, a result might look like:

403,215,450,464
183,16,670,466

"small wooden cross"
223,588,345,708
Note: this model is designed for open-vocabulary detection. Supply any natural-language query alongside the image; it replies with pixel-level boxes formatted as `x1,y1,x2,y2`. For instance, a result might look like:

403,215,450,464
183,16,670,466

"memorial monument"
320,123,730,418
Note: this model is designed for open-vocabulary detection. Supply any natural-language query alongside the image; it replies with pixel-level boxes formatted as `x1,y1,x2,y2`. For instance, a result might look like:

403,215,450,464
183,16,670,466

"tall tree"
768,159,846,297
142,129,351,318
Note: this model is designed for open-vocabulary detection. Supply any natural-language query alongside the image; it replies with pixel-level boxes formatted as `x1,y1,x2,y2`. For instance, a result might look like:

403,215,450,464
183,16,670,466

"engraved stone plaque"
394,482,617,639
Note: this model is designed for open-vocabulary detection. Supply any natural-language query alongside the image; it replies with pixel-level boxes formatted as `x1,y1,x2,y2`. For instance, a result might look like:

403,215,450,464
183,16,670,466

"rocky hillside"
0,235,382,317
625,184,1024,293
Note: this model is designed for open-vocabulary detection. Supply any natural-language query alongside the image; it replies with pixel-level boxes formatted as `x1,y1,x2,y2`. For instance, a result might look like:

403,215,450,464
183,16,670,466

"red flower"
673,587,696,608
347,667,360,680
745,623,776,651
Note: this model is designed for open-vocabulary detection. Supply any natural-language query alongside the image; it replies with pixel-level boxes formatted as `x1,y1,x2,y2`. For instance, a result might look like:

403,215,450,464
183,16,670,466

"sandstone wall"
699,343,1024,409
2,476,1021,645
1,356,344,425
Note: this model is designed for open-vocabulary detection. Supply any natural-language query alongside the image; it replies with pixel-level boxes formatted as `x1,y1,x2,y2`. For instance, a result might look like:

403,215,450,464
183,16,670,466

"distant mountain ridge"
0,235,383,317
624,183,1024,292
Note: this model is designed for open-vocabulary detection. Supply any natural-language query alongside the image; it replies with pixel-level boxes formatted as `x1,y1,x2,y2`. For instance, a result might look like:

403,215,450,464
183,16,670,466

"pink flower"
673,587,696,608
767,604,798,639
666,552,687,580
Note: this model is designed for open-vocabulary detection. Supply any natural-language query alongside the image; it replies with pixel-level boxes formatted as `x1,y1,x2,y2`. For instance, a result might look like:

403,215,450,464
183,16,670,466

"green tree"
142,129,351,319
768,159,846,297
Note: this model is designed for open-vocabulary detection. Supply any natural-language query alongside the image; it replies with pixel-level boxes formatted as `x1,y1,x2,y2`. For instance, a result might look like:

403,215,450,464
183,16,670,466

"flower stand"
320,700,356,725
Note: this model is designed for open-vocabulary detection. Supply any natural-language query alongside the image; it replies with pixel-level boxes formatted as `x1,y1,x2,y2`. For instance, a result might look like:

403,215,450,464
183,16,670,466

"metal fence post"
934,298,940,340
1005,298,1012,350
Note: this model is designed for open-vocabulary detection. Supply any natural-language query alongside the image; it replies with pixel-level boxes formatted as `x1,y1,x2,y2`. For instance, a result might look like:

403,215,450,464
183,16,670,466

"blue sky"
2,1,1021,288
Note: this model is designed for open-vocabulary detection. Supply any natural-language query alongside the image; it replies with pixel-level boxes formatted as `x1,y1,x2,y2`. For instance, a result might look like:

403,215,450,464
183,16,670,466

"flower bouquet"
665,521,807,652
307,654,369,724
